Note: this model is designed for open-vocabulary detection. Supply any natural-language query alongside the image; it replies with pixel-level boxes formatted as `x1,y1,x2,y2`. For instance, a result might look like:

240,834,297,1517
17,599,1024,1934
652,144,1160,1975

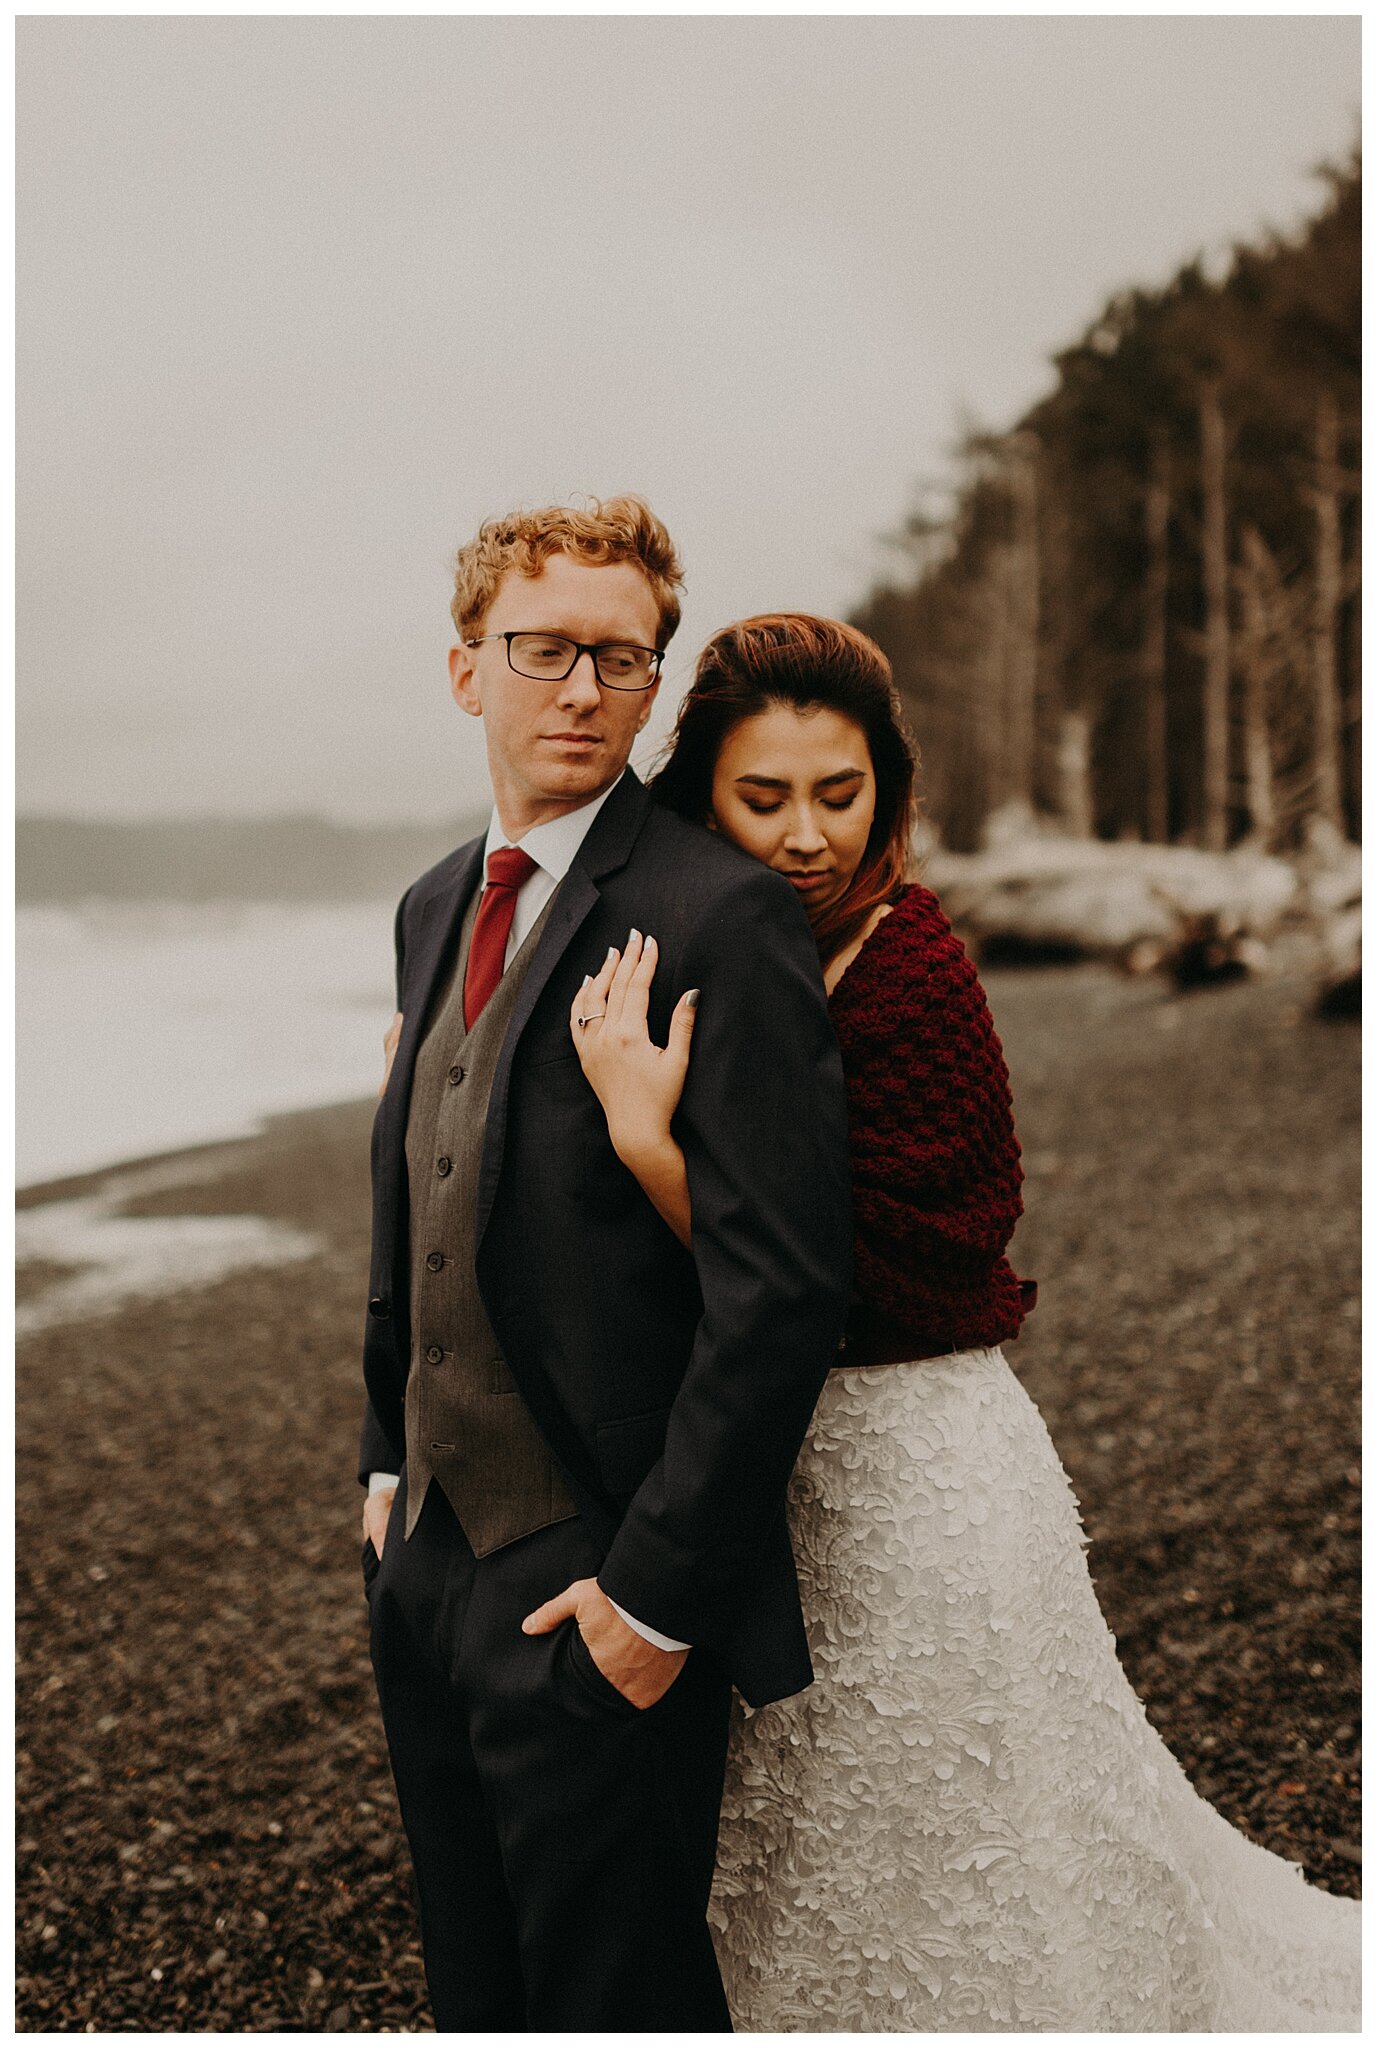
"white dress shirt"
369,772,690,1654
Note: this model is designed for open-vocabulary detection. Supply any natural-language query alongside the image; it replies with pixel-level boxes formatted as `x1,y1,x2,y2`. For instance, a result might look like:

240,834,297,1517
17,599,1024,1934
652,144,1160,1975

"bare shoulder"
823,901,895,996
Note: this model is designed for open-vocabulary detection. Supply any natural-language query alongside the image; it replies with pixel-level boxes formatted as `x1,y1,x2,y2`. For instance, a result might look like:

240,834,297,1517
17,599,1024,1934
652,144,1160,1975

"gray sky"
18,14,1359,825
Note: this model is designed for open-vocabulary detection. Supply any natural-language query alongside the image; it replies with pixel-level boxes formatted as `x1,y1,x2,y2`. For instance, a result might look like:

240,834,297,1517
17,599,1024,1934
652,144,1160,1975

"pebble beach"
16,957,1360,2031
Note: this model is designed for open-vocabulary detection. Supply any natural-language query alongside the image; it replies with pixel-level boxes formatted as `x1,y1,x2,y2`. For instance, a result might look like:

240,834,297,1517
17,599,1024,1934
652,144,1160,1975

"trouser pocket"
563,1619,643,1718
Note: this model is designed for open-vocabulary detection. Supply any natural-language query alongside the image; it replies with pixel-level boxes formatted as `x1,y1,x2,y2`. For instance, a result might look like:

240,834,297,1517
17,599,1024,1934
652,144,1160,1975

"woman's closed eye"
744,796,859,816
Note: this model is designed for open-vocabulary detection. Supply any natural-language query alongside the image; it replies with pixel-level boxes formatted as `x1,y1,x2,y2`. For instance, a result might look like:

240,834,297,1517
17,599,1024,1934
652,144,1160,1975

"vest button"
448,1064,466,1086
426,1345,444,1365
425,1251,444,1273
436,1155,452,1177
368,1296,390,1320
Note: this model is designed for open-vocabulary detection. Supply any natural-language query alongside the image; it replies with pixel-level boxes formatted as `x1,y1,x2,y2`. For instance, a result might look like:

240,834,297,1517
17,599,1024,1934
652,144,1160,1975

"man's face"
449,554,663,833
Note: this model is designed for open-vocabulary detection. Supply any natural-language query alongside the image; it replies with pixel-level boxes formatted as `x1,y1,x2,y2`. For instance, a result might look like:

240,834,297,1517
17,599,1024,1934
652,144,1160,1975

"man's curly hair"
450,495,684,647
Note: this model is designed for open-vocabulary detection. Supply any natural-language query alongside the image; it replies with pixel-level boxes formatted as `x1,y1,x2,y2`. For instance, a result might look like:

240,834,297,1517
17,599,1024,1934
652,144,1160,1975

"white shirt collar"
482,768,628,882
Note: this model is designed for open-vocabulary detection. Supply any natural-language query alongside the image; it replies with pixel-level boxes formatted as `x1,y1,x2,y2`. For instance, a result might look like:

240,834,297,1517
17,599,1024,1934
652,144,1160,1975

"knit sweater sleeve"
831,888,1027,1343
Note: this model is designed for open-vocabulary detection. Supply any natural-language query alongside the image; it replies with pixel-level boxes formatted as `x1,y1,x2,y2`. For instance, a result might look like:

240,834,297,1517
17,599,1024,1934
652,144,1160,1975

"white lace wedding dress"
708,1348,1361,2031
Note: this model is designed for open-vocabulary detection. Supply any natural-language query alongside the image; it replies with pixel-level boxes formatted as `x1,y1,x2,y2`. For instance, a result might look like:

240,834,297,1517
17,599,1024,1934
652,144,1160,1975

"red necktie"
463,846,539,1028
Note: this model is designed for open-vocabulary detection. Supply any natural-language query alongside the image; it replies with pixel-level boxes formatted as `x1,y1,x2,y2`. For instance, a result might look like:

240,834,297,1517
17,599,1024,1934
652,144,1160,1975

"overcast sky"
18,14,1359,825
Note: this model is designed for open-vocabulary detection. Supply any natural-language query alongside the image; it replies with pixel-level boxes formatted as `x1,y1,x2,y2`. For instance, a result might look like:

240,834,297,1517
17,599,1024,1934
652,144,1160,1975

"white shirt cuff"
368,1471,400,1494
607,1596,690,1653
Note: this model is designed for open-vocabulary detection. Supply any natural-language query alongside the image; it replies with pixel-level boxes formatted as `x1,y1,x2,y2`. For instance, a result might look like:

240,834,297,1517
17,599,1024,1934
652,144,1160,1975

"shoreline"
16,1094,378,1210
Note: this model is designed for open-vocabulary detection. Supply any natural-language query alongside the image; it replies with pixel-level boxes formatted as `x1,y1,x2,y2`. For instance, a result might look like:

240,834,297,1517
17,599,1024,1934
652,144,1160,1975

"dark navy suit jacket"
358,769,852,1707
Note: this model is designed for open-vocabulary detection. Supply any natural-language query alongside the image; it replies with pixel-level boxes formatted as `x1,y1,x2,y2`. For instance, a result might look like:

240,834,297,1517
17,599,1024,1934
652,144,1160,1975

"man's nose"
555,651,604,711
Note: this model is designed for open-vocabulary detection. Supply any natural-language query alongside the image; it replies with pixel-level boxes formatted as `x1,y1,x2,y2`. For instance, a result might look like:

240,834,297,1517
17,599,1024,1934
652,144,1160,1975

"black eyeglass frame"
463,631,666,692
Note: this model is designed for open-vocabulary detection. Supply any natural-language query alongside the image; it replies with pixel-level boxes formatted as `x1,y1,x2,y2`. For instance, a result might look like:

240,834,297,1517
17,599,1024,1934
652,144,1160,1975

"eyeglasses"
464,631,664,692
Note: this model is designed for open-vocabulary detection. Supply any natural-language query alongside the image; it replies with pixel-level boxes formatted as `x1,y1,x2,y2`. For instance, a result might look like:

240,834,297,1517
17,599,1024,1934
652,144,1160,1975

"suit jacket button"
436,1155,452,1177
368,1296,390,1320
425,1345,444,1365
425,1251,444,1273
448,1064,465,1086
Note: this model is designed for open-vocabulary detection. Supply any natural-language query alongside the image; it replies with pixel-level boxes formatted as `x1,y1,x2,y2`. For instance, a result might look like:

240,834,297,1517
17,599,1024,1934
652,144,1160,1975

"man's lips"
542,732,603,746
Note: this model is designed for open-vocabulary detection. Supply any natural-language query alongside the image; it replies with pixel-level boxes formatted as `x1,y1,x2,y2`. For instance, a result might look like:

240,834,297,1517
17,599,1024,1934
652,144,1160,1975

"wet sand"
16,960,1359,2030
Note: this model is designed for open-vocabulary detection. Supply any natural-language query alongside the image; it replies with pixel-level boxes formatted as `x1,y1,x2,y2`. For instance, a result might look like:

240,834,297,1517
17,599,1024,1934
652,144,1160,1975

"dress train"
709,1349,1360,2031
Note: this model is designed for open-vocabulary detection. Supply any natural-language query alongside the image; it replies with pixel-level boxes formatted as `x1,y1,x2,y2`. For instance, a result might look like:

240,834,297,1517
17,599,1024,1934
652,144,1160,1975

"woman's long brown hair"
650,614,920,966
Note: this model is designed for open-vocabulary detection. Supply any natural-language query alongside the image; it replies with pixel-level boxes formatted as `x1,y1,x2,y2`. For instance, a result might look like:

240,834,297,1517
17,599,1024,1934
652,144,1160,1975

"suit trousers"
365,1465,735,2031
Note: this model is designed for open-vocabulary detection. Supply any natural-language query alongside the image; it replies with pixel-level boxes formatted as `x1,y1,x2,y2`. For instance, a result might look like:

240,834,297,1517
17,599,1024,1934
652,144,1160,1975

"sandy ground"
15,960,1359,2031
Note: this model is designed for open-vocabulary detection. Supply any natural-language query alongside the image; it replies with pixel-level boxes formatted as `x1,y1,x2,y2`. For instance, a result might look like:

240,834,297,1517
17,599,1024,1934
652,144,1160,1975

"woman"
567,615,1359,2031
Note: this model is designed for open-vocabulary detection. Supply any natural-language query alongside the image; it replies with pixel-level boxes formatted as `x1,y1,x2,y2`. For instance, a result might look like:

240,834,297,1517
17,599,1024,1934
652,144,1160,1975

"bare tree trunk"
985,545,1013,821
1310,389,1345,832
1345,573,1361,833
1239,525,1314,848
1056,709,1094,838
1199,381,1231,850
1238,528,1276,844
1037,468,1075,823
1141,432,1171,841
1004,433,1040,811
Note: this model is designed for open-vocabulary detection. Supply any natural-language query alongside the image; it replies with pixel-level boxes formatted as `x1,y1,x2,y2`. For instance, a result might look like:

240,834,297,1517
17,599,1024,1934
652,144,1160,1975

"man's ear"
449,643,483,719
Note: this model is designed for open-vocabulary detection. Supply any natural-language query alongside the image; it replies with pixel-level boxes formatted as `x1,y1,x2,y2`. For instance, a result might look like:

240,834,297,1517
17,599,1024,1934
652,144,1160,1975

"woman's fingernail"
605,946,617,963
686,989,700,1009
581,974,590,988
629,928,641,945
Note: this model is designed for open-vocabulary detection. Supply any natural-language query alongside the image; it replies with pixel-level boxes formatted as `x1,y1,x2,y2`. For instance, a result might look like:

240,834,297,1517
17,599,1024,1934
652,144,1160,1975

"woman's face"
708,703,877,921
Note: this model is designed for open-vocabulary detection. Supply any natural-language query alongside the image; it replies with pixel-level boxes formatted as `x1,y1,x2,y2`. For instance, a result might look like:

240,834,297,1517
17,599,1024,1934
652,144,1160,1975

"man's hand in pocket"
362,1485,395,1553
521,1578,687,1708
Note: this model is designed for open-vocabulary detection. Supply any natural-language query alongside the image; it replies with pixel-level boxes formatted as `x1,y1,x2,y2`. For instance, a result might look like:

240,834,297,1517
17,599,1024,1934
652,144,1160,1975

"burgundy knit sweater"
829,882,1035,1364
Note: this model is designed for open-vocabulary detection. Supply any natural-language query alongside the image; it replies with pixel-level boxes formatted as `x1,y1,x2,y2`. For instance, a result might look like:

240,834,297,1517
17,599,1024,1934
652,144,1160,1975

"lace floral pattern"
708,1350,1360,2032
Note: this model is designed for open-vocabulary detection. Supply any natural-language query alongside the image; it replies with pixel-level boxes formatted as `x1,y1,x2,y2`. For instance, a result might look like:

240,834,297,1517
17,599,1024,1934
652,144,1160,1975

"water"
15,1152,322,1334
17,898,400,1187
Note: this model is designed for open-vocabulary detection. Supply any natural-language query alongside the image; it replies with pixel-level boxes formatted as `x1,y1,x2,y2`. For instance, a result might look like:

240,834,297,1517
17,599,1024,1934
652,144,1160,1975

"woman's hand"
570,931,698,1165
379,1010,403,1099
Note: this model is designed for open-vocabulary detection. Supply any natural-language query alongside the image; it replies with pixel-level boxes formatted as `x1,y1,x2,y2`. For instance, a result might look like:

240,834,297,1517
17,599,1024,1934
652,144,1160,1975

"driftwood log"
1295,822,1361,1020
923,815,1361,1011
924,820,1298,969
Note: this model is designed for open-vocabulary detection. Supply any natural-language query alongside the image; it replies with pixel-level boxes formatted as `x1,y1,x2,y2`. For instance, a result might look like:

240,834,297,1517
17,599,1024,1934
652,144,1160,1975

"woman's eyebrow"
734,767,867,791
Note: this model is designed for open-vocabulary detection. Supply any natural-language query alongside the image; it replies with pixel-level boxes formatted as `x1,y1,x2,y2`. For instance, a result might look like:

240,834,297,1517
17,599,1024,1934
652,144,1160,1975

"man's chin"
530,753,627,803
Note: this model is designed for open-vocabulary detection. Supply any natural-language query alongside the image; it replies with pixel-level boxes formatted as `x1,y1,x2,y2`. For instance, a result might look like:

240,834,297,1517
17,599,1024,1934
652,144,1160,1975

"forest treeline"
853,152,1360,854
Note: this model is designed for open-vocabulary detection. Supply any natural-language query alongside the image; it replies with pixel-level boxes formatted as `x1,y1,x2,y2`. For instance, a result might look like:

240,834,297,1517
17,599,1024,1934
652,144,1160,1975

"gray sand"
16,958,1359,2030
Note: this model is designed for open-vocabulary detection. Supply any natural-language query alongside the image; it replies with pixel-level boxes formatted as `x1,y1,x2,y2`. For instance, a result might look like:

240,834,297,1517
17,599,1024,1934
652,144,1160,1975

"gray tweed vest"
401,882,577,1553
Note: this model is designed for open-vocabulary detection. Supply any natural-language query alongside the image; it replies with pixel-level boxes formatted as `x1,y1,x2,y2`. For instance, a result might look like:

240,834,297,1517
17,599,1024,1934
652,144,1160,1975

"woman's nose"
783,811,828,854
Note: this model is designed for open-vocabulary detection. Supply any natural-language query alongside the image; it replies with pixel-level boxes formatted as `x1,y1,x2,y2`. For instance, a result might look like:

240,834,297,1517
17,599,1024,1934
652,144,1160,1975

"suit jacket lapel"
475,770,654,1249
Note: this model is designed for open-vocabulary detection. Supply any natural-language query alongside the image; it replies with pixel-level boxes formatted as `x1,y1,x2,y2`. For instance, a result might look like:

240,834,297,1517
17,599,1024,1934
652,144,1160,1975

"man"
359,495,852,2030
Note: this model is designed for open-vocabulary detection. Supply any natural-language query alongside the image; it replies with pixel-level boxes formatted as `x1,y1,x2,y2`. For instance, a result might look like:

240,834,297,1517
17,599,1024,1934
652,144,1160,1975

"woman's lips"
783,870,831,891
